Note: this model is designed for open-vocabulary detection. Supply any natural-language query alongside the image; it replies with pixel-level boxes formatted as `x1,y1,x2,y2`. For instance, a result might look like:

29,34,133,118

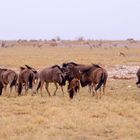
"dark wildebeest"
62,62,92,82
136,68,140,87
0,68,18,97
67,78,80,99
80,64,108,98
35,65,66,97
17,65,38,96
62,62,95,94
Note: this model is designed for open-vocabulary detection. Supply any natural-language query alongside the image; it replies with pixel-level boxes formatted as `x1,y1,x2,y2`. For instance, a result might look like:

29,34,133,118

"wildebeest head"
62,62,82,81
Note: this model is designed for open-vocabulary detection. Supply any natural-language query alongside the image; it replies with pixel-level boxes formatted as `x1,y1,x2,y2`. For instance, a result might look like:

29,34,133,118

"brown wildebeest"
80,64,108,98
0,68,18,97
67,78,80,99
136,68,140,87
17,65,38,96
35,65,66,97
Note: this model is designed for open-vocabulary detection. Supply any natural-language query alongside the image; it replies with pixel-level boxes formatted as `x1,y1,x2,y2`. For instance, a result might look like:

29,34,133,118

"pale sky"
0,0,140,40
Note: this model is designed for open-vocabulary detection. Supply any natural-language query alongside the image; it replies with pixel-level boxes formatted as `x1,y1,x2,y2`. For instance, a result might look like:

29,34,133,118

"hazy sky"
0,0,140,40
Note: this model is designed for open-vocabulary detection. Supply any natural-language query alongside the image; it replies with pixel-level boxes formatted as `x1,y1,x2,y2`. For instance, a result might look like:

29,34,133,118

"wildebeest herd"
0,62,140,99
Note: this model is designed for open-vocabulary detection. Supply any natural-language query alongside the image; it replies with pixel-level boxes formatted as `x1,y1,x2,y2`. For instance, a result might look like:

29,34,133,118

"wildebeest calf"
68,78,80,99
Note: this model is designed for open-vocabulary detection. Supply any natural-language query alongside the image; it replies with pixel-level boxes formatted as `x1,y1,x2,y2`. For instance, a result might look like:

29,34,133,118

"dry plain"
0,40,140,140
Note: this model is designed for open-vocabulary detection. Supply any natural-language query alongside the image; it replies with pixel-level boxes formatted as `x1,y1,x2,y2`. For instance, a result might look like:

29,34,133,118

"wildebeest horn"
20,67,25,70
25,65,32,69
79,70,82,74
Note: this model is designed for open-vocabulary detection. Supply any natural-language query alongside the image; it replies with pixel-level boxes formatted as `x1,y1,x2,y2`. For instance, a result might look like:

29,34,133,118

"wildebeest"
17,65,38,96
67,78,80,99
0,68,18,97
62,62,91,82
136,68,140,87
35,65,66,97
80,64,108,98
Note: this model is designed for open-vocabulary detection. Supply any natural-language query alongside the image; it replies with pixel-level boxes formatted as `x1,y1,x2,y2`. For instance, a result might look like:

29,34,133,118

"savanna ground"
0,40,140,140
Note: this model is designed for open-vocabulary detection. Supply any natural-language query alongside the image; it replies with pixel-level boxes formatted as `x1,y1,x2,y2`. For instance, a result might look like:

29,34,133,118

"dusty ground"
0,40,140,140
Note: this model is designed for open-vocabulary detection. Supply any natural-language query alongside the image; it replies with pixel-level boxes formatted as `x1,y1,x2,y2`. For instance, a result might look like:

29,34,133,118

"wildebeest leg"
60,86,65,97
91,84,96,96
99,85,105,98
102,82,107,95
4,85,7,96
99,87,102,99
25,82,28,96
7,86,13,98
94,85,99,99
53,83,58,96
45,82,51,96
40,81,44,97
88,84,92,94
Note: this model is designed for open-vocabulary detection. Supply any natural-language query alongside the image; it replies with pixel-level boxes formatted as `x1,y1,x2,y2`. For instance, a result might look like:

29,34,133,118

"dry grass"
0,45,140,68
0,44,140,140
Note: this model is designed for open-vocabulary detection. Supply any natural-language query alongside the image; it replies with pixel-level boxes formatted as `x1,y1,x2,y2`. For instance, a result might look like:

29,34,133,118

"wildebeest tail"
74,81,80,93
0,82,3,96
75,86,80,93
95,72,104,91
37,81,41,91
68,88,74,99
28,73,33,89
18,82,22,95
10,75,17,88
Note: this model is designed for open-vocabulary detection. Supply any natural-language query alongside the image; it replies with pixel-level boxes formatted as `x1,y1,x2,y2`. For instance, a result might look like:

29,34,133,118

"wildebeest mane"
62,62,78,67
51,65,63,72
25,65,37,74
68,62,78,66
0,68,7,71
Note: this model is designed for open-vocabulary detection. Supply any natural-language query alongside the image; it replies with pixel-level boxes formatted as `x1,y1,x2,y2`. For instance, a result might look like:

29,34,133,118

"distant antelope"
119,52,126,57
124,46,129,50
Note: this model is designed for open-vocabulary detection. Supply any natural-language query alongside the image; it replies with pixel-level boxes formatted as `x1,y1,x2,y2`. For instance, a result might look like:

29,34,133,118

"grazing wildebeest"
80,64,108,98
67,78,80,99
17,65,38,96
136,68,140,87
35,65,66,97
0,68,18,97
